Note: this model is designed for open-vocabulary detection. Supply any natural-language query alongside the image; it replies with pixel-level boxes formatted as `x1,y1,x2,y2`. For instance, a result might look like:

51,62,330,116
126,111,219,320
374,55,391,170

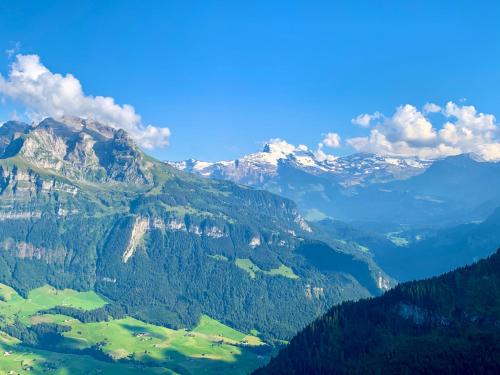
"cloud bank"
347,102,500,161
0,54,170,149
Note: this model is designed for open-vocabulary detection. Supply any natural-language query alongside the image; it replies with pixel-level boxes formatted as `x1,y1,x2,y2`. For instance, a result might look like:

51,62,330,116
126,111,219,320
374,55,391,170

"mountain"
384,153,500,221
0,117,392,342
167,142,431,224
168,143,429,188
169,144,500,228
254,249,500,374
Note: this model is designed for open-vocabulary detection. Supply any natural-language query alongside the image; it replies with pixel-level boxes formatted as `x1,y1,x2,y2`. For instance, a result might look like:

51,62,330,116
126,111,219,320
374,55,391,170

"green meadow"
0,284,271,374
235,258,299,280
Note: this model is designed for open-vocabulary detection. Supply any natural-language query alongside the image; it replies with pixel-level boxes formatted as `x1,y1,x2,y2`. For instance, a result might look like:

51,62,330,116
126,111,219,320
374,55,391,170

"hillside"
0,117,391,343
255,249,500,374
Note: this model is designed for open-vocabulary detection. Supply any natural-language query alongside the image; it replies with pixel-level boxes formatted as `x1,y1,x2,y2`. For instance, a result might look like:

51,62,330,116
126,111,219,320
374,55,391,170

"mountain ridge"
167,140,432,188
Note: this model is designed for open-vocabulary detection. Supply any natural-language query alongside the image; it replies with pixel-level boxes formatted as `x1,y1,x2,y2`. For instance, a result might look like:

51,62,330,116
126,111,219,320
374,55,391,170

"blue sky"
1,1,500,161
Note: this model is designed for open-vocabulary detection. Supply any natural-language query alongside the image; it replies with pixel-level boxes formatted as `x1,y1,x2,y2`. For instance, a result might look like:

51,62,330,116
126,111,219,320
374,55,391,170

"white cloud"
351,111,381,127
347,102,500,161
321,132,341,148
314,133,341,162
264,138,298,155
0,54,170,149
387,104,437,145
422,102,441,114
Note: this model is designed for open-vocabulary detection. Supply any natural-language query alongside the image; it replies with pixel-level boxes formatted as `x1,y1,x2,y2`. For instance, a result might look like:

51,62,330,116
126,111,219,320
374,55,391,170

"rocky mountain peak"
37,116,117,141
0,117,153,185
262,143,272,153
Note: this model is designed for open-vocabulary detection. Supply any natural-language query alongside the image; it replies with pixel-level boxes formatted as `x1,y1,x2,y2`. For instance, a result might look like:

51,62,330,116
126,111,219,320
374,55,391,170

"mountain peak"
261,139,298,156
0,117,153,184
38,116,118,140
167,143,432,188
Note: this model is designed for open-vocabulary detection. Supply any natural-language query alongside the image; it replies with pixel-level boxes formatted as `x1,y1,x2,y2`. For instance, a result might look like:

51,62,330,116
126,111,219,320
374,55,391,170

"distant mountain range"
0,117,391,341
168,141,430,188
168,142,500,228
255,249,500,374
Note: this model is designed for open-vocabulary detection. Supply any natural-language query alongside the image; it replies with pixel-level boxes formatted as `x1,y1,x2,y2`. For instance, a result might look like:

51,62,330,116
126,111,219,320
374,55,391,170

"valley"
0,117,497,374
0,117,400,373
1,6,499,373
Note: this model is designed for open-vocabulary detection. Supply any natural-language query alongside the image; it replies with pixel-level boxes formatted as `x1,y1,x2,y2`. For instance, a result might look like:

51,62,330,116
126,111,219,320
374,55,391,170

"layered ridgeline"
169,142,500,227
255,249,500,374
377,206,500,281
0,117,391,342
312,208,500,282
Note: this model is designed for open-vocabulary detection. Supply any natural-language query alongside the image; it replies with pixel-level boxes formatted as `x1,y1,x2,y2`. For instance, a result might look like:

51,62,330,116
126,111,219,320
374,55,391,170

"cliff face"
7,118,153,184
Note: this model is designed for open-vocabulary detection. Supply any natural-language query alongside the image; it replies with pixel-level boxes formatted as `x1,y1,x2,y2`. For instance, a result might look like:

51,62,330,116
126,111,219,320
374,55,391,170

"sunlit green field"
0,284,106,325
0,284,271,374
235,258,299,279
0,333,171,375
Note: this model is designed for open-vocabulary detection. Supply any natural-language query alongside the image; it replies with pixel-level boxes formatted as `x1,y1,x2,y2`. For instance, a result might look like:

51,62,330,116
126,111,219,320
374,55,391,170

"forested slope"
255,249,500,374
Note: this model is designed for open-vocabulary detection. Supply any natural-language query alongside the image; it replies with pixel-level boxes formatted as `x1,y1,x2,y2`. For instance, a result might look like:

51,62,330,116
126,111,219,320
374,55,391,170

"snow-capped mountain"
167,140,432,188
168,141,500,227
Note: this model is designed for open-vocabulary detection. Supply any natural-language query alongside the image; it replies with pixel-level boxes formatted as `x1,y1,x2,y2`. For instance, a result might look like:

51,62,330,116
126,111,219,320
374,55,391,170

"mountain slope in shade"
0,117,391,340
255,249,500,374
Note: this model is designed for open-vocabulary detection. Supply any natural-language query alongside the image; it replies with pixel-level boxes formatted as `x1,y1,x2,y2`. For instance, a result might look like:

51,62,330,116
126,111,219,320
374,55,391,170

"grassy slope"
235,258,299,280
0,284,270,375
0,333,170,375
0,284,106,325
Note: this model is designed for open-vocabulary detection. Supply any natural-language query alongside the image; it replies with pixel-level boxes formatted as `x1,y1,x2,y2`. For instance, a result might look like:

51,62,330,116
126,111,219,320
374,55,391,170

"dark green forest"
255,249,500,374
